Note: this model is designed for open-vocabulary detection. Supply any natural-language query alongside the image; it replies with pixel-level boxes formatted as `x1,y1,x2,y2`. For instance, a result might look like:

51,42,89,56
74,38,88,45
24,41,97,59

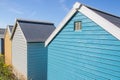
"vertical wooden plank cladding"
5,30,12,65
27,43,47,80
0,39,4,54
12,26,27,78
48,12,120,80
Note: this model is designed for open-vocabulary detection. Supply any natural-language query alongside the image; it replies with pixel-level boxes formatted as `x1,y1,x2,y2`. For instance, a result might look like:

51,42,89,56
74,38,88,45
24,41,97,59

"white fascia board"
8,26,12,35
17,22,27,43
45,2,82,46
45,8,78,46
11,20,27,43
10,19,18,40
4,27,7,38
4,26,10,39
73,2,81,9
79,5,120,40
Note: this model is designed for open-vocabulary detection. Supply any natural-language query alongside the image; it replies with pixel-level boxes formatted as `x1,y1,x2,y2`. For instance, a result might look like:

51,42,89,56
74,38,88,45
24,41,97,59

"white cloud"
59,0,65,3
27,11,37,18
9,8,24,15
0,0,24,15
59,0,69,12
62,4,69,12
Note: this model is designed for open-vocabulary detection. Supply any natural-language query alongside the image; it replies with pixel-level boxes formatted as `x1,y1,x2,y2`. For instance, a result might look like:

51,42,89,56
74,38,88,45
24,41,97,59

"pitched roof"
45,2,120,46
0,28,5,38
0,28,5,34
87,6,120,28
4,25,13,39
8,25,13,33
11,19,55,42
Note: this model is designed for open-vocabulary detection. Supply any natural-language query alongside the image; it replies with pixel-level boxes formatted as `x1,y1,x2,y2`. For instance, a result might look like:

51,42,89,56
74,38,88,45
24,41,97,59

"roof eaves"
4,25,11,38
0,28,5,34
16,18,54,25
45,2,82,46
45,2,120,47
8,25,13,35
10,20,18,40
79,5,120,40
86,6,120,19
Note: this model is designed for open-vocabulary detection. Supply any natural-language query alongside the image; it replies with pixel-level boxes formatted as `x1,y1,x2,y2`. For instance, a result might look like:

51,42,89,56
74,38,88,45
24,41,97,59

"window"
74,21,82,31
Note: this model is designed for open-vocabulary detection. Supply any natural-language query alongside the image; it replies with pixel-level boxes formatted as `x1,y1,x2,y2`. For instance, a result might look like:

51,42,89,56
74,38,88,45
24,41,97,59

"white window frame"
74,21,82,31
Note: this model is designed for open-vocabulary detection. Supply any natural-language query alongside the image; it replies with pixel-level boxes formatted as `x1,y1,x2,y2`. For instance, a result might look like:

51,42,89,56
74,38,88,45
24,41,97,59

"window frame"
74,21,82,31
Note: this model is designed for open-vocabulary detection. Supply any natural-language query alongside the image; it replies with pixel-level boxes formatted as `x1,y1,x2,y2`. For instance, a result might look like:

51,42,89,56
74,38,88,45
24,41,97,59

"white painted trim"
79,5,120,40
4,27,7,39
11,19,18,40
4,26,11,39
8,26,11,35
17,23,27,43
45,6,79,46
73,2,81,9
45,2,120,46
11,19,27,43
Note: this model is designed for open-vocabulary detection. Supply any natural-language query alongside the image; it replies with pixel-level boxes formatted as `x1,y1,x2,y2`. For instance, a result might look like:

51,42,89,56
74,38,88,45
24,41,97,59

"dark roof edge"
7,25,13,28
0,28,5,30
86,6,120,19
16,18,54,25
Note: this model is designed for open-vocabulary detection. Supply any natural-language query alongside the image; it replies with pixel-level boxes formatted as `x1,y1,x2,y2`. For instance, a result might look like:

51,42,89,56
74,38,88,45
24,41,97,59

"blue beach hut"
11,19,55,80
45,2,120,80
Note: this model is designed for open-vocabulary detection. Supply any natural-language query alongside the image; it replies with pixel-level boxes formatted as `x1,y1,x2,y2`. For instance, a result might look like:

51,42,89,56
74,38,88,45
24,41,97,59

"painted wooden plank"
12,25,27,78
27,43,47,80
48,12,120,80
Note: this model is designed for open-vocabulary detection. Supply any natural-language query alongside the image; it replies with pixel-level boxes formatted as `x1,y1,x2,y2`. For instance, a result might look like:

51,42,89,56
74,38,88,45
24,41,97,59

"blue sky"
0,0,120,28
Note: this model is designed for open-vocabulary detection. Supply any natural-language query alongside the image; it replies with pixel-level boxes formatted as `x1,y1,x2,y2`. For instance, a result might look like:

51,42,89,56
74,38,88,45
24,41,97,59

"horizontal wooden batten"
48,10,120,80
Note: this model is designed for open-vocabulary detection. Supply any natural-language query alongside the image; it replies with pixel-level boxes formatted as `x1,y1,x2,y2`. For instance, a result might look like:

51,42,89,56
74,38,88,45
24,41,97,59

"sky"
0,0,120,28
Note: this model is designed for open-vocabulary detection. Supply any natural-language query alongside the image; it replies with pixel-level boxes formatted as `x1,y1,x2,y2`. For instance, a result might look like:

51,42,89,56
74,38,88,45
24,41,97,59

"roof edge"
87,6,120,19
45,2,82,46
45,2,120,46
73,2,82,9
10,19,17,40
4,25,12,38
16,18,54,25
79,5,120,40
10,20,27,43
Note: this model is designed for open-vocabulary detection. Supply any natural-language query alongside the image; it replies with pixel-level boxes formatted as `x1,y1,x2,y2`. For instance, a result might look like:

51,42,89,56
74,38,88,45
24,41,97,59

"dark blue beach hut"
0,28,5,54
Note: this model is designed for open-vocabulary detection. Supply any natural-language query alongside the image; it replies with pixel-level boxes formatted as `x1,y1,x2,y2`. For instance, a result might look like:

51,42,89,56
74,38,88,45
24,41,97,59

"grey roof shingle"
0,28,5,34
8,25,13,33
0,28,5,38
17,19,55,42
87,6,120,28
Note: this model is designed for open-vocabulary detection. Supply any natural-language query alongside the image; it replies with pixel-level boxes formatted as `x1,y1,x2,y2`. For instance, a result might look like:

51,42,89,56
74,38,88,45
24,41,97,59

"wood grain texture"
5,29,12,65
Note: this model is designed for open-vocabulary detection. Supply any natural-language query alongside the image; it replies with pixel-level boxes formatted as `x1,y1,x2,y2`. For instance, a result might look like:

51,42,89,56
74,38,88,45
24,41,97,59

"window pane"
74,21,81,31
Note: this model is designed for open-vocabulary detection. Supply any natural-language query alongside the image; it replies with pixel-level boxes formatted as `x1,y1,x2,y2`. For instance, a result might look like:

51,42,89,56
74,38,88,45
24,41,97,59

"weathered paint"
5,29,12,65
48,12,120,80
27,43,47,80
12,25,27,79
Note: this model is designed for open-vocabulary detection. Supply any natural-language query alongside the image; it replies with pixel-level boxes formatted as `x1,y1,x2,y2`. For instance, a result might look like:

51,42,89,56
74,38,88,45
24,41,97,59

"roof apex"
73,2,81,9
45,1,120,46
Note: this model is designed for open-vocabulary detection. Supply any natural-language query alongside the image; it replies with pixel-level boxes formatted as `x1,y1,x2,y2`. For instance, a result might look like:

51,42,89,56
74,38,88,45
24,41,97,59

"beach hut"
45,2,120,80
4,25,13,65
0,28,5,54
11,19,55,80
